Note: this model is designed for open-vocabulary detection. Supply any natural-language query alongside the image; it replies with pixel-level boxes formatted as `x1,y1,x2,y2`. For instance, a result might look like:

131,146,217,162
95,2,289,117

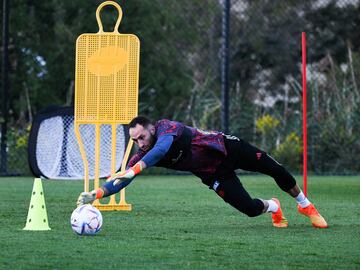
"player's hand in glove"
108,162,144,186
76,189,104,206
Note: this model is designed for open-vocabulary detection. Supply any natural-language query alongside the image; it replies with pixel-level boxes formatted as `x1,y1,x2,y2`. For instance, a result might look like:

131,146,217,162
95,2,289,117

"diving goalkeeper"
77,116,328,228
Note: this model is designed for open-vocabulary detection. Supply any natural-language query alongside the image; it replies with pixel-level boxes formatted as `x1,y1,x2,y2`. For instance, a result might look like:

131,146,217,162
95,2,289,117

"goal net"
28,106,128,180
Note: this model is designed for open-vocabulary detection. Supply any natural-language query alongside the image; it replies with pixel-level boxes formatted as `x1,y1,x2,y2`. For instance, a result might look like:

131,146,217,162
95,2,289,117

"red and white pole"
302,32,308,196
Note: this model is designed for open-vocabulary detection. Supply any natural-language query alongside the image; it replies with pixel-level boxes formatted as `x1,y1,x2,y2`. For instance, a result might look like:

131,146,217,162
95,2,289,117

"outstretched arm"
109,135,173,185
77,135,173,206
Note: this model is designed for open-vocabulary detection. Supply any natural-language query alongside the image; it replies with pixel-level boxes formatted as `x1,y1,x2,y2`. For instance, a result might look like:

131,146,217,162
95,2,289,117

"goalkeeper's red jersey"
128,119,227,173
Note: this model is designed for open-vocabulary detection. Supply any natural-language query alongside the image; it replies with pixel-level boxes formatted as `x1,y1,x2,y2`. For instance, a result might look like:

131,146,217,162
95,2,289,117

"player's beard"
142,135,156,152
147,135,156,150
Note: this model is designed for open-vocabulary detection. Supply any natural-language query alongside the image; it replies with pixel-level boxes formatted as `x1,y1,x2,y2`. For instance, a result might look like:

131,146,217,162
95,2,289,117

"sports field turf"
0,175,359,269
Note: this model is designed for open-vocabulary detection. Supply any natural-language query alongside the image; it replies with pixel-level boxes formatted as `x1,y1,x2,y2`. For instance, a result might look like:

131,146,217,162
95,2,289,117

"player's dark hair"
129,116,153,128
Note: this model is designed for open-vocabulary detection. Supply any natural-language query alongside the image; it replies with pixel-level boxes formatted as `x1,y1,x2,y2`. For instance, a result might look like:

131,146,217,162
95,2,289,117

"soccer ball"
70,204,103,235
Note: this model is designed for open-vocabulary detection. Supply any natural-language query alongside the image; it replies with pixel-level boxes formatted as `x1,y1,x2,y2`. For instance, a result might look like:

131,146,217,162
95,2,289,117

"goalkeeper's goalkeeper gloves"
107,162,143,186
76,189,104,206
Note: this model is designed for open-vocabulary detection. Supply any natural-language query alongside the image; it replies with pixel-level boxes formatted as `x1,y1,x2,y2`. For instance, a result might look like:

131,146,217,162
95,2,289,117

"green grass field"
0,175,359,269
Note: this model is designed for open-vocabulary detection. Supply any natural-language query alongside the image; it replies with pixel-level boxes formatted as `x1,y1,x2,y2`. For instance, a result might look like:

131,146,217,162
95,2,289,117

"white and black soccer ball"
70,204,103,235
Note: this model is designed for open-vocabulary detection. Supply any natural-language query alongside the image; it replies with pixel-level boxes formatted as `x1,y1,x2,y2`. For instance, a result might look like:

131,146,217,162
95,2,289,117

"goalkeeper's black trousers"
195,136,297,217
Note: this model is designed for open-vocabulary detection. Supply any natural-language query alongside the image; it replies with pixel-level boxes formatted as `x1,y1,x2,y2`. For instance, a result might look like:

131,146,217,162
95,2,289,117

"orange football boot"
271,198,288,228
298,203,328,228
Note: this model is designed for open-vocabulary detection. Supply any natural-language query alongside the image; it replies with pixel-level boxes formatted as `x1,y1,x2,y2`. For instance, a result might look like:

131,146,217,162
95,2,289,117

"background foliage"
0,0,359,175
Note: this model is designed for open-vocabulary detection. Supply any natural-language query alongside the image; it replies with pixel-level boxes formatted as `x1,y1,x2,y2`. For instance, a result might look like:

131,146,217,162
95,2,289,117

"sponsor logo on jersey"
224,134,240,141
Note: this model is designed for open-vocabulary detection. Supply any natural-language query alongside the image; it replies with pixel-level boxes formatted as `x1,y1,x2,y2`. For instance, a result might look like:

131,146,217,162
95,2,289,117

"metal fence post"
221,0,230,134
1,0,10,175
